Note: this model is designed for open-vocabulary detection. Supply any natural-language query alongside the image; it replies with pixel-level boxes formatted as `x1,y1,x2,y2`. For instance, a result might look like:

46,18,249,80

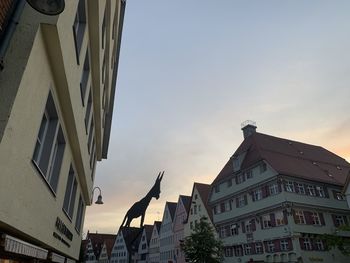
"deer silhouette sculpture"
120,171,164,229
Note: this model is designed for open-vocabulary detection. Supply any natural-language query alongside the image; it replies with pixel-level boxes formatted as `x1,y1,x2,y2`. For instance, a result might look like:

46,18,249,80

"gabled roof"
194,182,212,221
212,132,350,186
85,233,117,259
166,202,177,220
179,195,191,214
120,227,142,254
154,221,162,233
143,225,154,244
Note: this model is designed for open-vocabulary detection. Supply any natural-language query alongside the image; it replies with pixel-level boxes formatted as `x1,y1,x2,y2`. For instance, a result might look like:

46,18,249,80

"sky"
84,0,350,235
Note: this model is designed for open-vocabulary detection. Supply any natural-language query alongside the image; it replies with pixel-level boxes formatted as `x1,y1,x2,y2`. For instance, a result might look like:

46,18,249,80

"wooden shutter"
331,214,338,227
304,211,313,225
260,216,263,229
241,222,246,233
270,213,276,227
324,186,330,198
299,238,305,250
220,202,225,213
265,185,270,197
288,238,293,250
283,210,288,224
236,198,239,208
244,195,248,205
274,240,281,252
277,181,282,193
251,219,256,231
319,213,325,225
343,216,348,225
261,186,267,198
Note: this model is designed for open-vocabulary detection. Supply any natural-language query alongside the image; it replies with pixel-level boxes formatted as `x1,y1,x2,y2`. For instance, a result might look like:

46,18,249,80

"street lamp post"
92,186,104,205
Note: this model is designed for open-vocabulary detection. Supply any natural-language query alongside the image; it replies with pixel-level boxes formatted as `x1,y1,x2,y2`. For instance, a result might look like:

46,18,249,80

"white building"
111,228,141,263
148,222,161,263
159,202,177,263
0,0,125,262
137,225,153,263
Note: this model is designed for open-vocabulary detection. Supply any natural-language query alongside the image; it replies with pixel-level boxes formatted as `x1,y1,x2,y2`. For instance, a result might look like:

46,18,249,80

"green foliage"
180,217,224,263
321,224,350,256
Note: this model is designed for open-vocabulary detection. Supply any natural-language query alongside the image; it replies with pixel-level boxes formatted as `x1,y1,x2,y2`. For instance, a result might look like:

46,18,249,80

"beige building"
0,0,125,262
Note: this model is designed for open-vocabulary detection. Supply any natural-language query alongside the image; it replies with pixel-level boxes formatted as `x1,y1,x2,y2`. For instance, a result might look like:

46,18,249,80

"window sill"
31,160,57,198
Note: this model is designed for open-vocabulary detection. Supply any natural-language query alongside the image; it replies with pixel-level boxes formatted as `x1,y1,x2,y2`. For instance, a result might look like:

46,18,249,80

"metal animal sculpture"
120,171,164,229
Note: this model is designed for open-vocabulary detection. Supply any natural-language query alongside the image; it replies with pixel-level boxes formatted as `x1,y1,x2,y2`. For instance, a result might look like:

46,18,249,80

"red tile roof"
213,132,350,186
84,233,117,259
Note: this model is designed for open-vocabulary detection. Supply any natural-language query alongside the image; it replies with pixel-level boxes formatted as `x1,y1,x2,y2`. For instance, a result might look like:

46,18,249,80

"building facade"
173,195,191,263
0,0,125,262
81,233,117,263
209,123,350,263
183,182,214,239
137,225,153,263
148,222,161,263
159,202,177,263
111,227,141,263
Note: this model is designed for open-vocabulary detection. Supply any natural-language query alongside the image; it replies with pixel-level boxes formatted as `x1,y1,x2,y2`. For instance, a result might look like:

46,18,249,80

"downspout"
0,0,26,71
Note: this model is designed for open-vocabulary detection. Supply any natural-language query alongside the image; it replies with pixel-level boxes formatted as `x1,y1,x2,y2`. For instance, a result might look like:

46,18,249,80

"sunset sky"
84,0,350,235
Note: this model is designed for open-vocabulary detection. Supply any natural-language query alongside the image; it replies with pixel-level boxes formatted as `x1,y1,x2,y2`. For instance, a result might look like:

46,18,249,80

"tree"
322,224,350,256
180,217,224,263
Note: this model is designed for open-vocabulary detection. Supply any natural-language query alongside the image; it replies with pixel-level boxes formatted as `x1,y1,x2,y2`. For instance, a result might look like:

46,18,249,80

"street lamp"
26,0,65,16
92,186,104,205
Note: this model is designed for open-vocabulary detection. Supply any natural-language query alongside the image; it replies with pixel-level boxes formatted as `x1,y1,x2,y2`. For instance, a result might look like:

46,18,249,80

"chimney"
241,120,257,139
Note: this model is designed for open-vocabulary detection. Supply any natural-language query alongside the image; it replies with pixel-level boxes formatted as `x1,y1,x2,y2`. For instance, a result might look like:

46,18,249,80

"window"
315,240,324,251
255,243,263,254
224,247,233,257
84,89,92,132
214,185,220,193
333,191,345,200
80,49,90,105
253,189,262,201
194,194,198,200
267,241,274,252
245,220,253,233
312,212,321,225
73,0,87,63
227,179,232,187
262,214,271,228
75,196,85,233
234,246,243,257
244,244,252,255
87,118,94,153
220,227,226,238
303,238,312,250
230,224,238,236
269,184,279,195
102,7,107,49
63,166,78,219
194,205,197,214
307,185,316,196
275,211,286,226
236,173,245,184
260,163,267,173
246,170,253,179
295,210,306,224
316,186,325,197
198,204,201,211
280,240,289,251
32,92,65,193
285,181,294,192
334,215,345,226
296,183,305,194
237,195,246,207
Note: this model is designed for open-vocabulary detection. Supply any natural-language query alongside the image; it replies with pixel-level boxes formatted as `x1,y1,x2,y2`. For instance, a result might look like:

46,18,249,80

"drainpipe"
0,0,26,71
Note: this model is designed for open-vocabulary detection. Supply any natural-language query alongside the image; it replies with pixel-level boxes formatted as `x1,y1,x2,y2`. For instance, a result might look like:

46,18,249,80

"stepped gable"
213,132,350,186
